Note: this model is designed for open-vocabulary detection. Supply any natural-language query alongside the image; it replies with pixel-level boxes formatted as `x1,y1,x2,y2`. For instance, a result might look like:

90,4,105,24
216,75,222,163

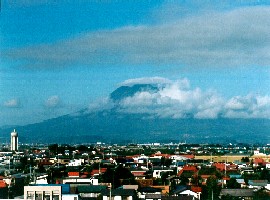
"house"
90,168,107,176
35,173,49,184
138,187,162,199
101,188,137,200
145,193,162,200
68,171,80,178
152,167,173,179
253,158,265,167
77,185,107,198
236,179,246,188
68,159,84,166
130,168,147,179
177,165,198,182
219,188,254,200
24,185,62,200
266,162,270,169
0,178,8,199
248,180,268,189
172,185,200,199
62,194,81,200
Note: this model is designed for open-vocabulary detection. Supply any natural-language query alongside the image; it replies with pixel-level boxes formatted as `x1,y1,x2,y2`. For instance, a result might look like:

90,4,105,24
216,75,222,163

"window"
35,191,43,200
44,191,51,200
26,191,34,200
52,191,60,200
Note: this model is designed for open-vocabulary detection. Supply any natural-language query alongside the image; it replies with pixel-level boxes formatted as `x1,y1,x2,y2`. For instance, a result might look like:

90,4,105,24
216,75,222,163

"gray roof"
162,196,195,200
101,189,137,197
78,185,107,193
248,180,268,186
145,194,162,199
220,189,254,197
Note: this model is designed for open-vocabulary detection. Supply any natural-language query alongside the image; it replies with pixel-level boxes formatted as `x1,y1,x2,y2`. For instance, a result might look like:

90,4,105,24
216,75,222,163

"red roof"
179,154,195,159
213,163,226,171
90,168,107,175
0,180,7,188
201,175,216,180
254,158,264,164
68,172,80,177
152,154,171,158
177,165,198,176
191,186,202,193
132,171,146,176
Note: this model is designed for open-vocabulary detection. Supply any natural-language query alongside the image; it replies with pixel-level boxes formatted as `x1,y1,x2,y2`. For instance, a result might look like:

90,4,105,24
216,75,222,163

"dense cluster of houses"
0,143,270,199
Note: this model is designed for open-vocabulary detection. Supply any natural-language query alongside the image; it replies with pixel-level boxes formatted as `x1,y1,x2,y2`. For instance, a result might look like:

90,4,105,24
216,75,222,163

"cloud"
117,80,224,119
224,95,270,118
87,97,115,112
5,6,270,69
44,95,62,108
3,98,21,108
120,77,171,86
90,77,270,119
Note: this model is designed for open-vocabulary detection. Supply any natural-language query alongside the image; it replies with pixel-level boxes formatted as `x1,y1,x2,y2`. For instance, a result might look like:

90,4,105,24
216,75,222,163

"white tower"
11,129,18,151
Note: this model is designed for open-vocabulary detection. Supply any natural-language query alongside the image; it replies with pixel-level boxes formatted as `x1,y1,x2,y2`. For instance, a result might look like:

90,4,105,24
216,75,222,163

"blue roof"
229,174,241,179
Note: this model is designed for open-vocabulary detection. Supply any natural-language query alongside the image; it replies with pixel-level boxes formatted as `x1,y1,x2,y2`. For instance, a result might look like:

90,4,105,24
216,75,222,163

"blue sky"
1,0,270,126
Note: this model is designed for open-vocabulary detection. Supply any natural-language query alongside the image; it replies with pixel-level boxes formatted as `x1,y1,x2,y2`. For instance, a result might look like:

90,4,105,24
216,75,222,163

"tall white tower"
11,129,18,151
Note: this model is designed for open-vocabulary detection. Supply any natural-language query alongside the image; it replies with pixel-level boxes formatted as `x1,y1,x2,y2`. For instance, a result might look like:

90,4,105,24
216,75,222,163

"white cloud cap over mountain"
97,78,270,119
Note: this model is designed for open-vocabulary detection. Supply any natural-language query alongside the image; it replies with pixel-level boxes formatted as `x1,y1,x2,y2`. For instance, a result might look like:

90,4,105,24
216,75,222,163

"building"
24,185,62,200
24,184,70,200
10,129,18,151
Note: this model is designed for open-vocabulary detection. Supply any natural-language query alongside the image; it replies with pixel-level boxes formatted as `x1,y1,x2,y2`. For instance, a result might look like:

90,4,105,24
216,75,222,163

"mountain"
1,84,270,144
110,84,159,102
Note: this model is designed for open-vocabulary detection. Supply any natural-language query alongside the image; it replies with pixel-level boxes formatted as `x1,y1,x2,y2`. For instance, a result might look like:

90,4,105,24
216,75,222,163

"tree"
101,165,136,188
191,175,202,186
48,144,58,155
254,188,270,200
260,168,270,181
226,178,241,189
241,157,249,163
179,176,189,185
169,179,177,195
221,194,239,200
161,171,170,185
204,176,221,200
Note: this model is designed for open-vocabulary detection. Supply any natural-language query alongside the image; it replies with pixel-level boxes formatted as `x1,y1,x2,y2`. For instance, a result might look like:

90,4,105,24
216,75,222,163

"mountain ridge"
0,84,269,144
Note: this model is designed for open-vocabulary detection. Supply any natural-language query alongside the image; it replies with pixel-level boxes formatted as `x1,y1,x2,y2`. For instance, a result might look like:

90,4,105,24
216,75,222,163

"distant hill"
1,84,270,144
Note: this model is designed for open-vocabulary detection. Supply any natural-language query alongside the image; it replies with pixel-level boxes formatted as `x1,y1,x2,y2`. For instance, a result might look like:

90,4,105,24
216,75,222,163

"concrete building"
10,129,18,151
24,185,62,200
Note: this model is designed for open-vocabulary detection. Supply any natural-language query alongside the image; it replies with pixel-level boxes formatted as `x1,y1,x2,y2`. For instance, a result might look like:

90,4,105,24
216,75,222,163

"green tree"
221,195,239,200
241,157,249,163
101,165,136,188
179,176,189,185
161,171,170,185
226,178,241,189
169,179,177,195
260,168,270,181
191,175,202,186
205,176,221,200
48,144,58,155
254,188,270,200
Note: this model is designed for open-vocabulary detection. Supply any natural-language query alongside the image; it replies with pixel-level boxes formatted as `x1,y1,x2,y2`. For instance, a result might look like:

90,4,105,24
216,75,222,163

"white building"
11,129,18,151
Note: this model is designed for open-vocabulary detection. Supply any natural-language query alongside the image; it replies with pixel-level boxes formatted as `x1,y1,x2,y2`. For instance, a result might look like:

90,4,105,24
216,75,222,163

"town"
0,130,270,199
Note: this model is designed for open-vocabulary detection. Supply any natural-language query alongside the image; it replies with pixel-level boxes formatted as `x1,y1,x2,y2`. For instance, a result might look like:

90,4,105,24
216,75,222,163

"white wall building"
11,129,18,151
